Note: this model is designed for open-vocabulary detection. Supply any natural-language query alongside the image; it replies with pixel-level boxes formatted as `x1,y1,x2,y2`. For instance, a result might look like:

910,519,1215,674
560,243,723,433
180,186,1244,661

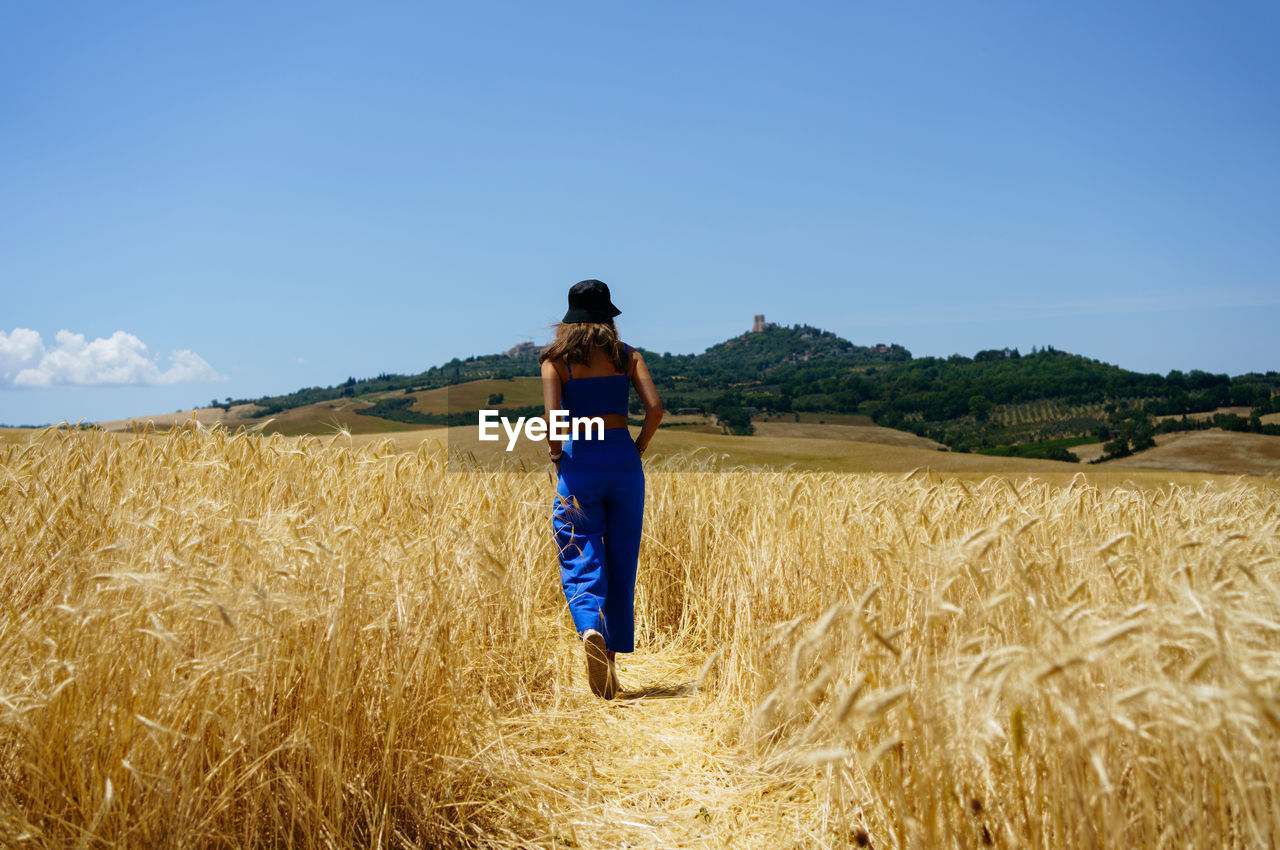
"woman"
540,279,663,699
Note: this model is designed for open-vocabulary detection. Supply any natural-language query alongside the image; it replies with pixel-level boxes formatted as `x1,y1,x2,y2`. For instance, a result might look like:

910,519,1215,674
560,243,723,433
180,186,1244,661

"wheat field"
1,425,1279,848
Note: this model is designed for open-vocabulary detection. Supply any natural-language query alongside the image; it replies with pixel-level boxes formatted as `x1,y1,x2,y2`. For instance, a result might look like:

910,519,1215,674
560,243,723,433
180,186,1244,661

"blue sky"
2,1,1277,424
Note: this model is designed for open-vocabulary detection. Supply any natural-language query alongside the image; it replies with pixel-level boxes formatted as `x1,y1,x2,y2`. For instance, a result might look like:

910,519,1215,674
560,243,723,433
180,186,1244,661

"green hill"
215,325,1280,454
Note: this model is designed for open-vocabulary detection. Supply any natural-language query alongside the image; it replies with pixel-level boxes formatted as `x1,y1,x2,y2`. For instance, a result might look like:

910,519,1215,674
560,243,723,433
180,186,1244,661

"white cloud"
0,328,43,379
0,328,224,388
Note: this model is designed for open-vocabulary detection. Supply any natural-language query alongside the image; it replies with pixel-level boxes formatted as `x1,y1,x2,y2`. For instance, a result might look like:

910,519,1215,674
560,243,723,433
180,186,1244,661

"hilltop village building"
504,341,539,358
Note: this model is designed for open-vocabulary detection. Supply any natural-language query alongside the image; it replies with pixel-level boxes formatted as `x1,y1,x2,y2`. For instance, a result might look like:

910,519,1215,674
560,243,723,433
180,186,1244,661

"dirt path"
478,644,831,849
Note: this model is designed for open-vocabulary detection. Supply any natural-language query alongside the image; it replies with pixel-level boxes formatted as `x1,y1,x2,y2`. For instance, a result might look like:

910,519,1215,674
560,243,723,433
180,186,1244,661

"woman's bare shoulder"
541,357,566,379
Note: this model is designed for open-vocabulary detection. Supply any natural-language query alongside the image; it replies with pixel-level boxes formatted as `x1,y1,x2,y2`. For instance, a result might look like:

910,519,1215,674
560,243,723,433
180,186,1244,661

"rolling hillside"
78,322,1279,478
206,324,1278,455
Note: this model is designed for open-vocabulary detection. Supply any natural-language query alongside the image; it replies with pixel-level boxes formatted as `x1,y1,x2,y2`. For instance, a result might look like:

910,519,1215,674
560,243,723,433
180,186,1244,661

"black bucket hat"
562,279,622,324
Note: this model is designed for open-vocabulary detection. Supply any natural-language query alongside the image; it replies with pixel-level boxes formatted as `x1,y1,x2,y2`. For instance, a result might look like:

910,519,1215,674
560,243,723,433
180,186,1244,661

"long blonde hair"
539,322,627,372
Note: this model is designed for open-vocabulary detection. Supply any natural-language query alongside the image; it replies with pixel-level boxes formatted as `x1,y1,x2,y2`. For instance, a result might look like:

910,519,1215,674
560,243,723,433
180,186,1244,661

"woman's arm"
541,359,566,461
630,351,663,455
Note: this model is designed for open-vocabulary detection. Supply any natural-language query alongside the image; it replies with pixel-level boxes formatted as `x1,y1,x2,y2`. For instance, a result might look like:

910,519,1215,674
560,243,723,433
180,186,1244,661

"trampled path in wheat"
474,642,840,850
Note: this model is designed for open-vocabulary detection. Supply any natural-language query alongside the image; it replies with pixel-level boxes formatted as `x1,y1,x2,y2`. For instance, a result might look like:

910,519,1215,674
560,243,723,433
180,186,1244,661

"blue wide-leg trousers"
552,429,645,653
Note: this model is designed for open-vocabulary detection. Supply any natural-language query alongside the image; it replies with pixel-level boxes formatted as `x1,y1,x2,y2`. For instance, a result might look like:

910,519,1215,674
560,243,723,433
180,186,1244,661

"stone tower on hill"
753,314,765,332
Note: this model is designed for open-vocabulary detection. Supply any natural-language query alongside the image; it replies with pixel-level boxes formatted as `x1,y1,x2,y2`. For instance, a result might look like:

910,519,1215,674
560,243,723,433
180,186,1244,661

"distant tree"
718,406,754,436
488,392,505,405
1103,436,1131,458
969,395,993,421
1213,413,1248,432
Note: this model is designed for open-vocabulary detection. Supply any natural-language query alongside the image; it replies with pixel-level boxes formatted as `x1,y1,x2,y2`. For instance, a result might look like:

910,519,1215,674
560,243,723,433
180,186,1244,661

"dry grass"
96,404,265,433
422,423,1270,488
750,422,942,450
417,423,1055,476
768,413,877,427
248,400,428,437
95,400,419,438
0,429,40,446
1154,406,1255,423
1103,430,1280,478
2,425,1280,847
408,378,545,415
1069,441,1107,463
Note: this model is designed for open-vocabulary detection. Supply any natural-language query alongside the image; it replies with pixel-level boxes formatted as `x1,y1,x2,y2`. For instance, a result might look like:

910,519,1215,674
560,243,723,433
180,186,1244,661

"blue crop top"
560,345,632,419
